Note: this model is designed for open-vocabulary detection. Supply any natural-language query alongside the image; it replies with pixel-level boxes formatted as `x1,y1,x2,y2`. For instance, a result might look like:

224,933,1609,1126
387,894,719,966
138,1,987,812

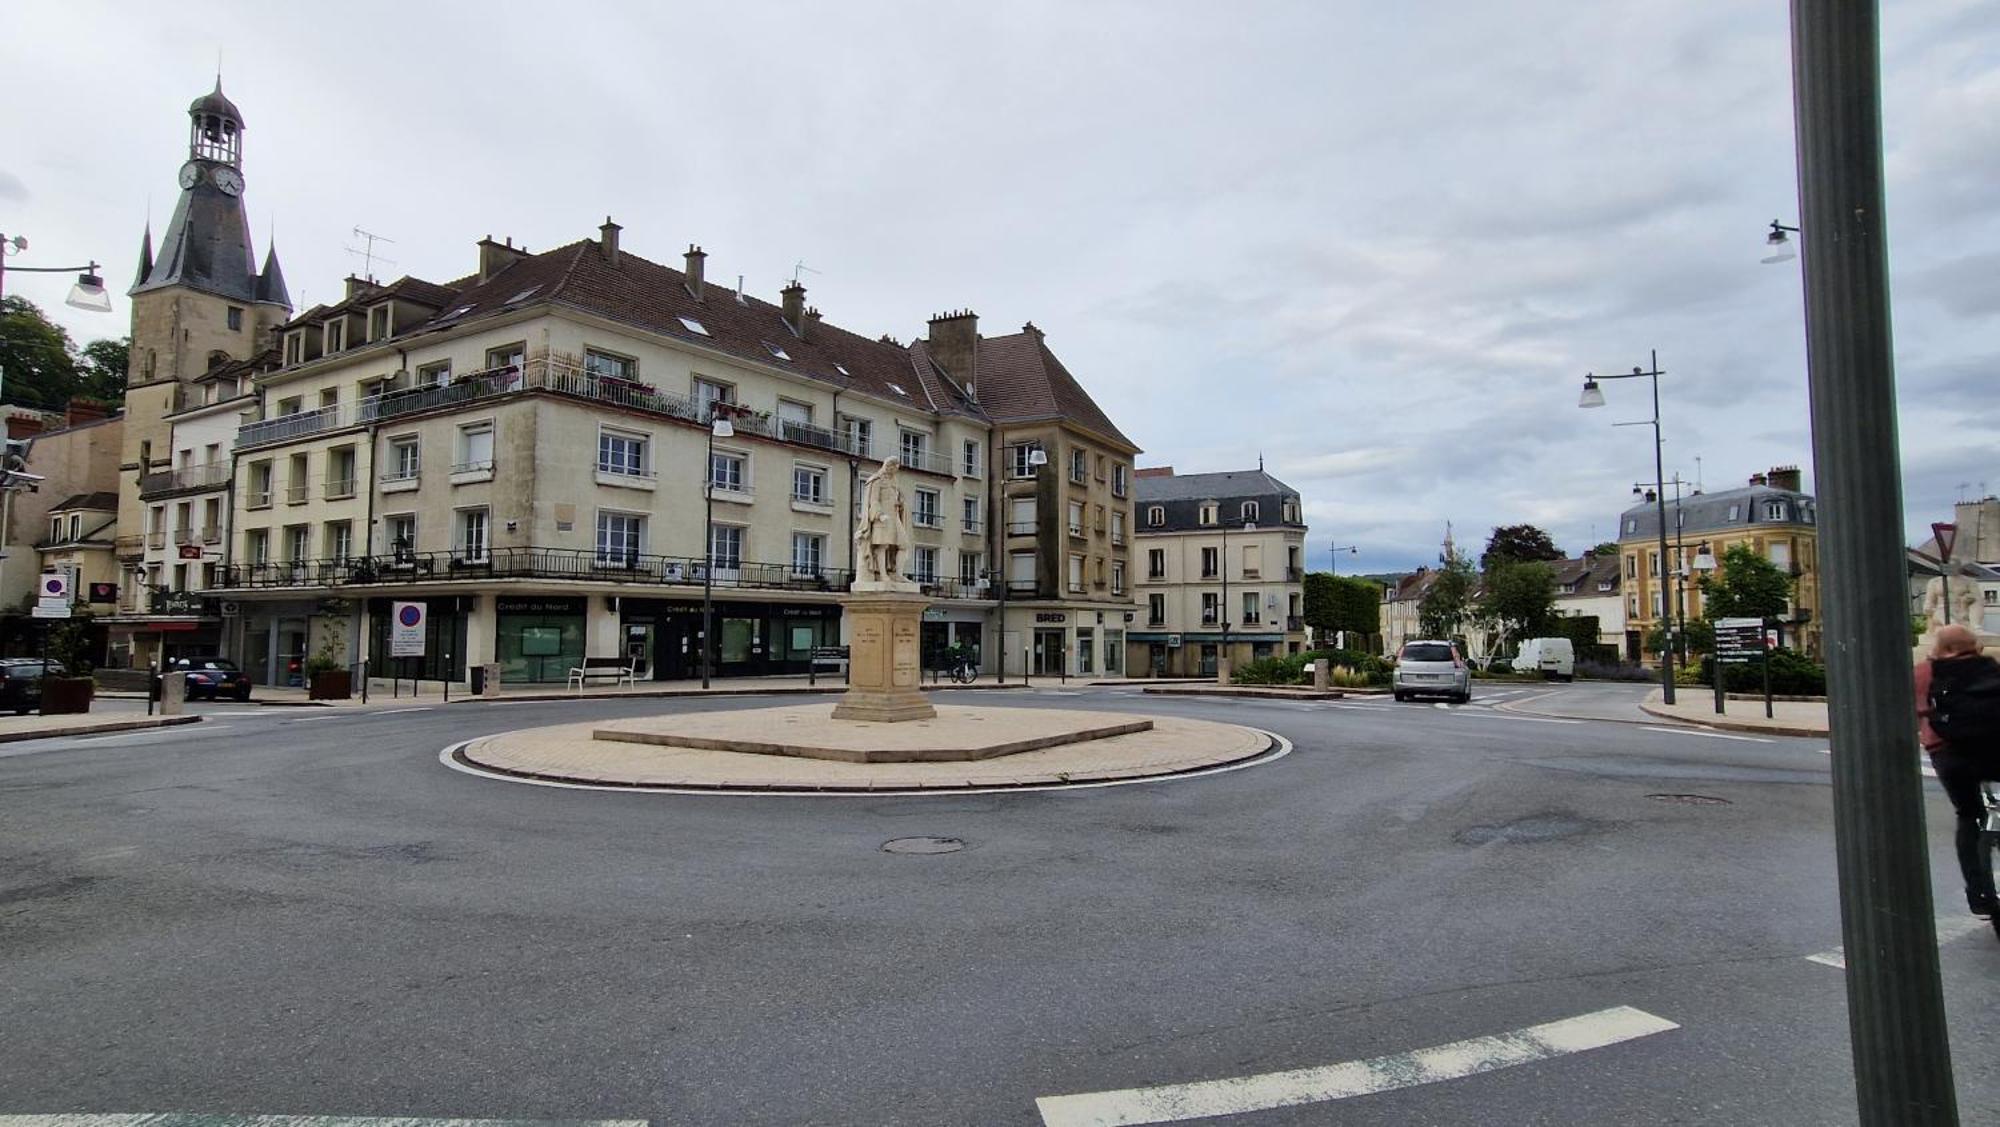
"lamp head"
1578,375,1606,409
1761,220,1796,264
710,417,733,439
1027,447,1048,467
65,265,111,313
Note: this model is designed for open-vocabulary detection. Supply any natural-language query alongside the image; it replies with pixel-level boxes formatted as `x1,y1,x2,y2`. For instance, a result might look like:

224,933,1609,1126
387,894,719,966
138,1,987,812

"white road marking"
0,1118,647,1127
1641,726,1772,744
376,706,435,715
1034,1005,1678,1126
1478,713,1584,725
1805,915,1990,969
1814,746,1935,778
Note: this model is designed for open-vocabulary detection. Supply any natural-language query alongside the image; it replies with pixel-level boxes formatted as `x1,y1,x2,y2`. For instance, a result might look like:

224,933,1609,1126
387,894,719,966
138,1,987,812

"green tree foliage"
1304,572,1383,640
1644,617,1715,658
1418,550,1478,640
1476,560,1558,653
1480,523,1565,571
1588,541,1620,557
1698,544,1796,620
75,337,130,402
0,297,125,410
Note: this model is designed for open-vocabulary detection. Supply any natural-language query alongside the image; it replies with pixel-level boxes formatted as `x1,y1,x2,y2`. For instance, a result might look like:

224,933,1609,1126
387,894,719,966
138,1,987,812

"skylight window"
834,363,850,377
506,285,542,304
764,342,792,361
887,382,908,397
679,317,710,336
444,305,475,320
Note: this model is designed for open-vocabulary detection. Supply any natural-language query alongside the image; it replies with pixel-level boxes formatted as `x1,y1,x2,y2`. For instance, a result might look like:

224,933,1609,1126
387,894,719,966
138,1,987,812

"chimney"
925,309,979,393
598,217,622,267
1748,471,1769,487
477,235,529,283
1135,466,1175,478
343,275,372,300
781,281,807,337
64,398,110,427
1766,465,1802,492
684,245,706,301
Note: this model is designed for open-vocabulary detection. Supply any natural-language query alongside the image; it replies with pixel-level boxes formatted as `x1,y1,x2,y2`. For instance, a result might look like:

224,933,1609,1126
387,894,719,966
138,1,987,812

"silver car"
1392,639,1471,703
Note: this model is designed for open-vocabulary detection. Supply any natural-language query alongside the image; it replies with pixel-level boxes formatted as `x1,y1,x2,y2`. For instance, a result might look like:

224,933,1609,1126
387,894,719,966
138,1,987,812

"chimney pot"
478,236,528,283
684,245,707,301
925,309,979,398
599,217,622,266
781,281,807,337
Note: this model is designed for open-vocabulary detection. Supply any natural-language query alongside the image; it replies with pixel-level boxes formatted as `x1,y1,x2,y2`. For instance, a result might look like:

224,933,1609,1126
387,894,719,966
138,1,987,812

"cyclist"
1916,623,2000,919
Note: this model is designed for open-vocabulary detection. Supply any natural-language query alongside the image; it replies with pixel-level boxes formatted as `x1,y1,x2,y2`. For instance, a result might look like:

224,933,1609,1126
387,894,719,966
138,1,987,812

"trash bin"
470,664,486,696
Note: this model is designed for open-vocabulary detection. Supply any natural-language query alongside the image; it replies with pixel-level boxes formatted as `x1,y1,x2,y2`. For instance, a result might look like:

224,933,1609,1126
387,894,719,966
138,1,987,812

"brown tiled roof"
1553,553,1621,595
1384,568,1439,603
50,491,119,513
973,328,1137,452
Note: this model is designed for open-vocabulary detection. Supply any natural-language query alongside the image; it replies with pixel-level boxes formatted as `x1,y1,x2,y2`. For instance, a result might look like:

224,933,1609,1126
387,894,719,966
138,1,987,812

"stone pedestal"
1216,657,1232,686
832,590,937,723
1312,661,1331,692
158,671,186,715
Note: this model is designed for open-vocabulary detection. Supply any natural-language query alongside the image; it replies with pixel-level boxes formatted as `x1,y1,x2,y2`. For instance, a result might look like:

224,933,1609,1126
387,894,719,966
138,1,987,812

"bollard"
158,670,186,716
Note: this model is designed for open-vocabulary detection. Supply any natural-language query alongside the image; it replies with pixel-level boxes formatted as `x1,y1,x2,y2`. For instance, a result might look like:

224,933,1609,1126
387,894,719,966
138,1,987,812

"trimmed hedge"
1230,649,1393,687
1700,648,1826,695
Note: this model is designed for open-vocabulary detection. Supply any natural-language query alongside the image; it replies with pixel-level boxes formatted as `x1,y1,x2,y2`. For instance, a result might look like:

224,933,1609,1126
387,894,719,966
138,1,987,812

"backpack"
1929,654,2000,746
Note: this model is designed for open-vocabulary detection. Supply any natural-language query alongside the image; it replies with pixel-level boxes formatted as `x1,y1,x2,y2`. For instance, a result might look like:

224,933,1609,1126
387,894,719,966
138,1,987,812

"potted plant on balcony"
40,613,98,715
304,630,352,701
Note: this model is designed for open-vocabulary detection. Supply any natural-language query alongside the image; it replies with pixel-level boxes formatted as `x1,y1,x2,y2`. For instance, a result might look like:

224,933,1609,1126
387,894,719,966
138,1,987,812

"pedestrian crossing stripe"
0,1119,647,1127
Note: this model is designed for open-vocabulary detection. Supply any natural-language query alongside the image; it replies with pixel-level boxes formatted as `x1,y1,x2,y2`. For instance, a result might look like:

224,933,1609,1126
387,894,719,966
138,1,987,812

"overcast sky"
4,1,1993,574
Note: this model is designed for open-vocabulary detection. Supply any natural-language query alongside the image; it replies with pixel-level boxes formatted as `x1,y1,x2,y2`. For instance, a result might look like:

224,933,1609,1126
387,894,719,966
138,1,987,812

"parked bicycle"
942,646,979,685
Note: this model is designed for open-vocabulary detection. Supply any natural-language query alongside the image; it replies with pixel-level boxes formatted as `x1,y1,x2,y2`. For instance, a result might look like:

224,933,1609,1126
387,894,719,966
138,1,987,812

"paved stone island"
459,706,1273,791
594,703,1152,763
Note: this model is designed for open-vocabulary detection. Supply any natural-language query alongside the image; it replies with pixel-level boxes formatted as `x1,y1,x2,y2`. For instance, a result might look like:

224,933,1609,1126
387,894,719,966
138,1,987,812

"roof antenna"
344,226,396,283
792,259,821,284
1258,451,1264,472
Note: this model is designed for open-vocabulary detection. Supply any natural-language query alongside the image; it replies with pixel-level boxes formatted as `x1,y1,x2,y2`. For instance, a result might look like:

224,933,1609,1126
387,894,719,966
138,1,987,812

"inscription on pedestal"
832,592,937,722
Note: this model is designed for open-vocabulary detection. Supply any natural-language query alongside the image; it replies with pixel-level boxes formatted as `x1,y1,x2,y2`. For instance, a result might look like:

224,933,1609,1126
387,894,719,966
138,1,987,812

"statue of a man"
853,456,916,588
1954,569,1985,634
1923,574,1951,638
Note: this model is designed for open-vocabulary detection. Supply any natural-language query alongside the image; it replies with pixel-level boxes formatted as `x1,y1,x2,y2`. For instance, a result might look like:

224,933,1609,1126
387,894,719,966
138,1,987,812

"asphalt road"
2,682,1995,1125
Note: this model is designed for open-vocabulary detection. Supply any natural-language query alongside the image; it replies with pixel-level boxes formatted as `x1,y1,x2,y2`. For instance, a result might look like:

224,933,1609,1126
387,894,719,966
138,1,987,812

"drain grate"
881,836,966,855
1646,793,1731,806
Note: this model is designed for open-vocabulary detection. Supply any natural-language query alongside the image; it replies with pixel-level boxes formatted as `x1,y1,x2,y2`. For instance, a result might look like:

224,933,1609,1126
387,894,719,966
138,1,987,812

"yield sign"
1932,521,1958,563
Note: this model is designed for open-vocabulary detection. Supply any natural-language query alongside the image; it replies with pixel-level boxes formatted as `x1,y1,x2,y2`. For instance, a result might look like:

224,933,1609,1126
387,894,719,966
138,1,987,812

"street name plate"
1713,617,1764,665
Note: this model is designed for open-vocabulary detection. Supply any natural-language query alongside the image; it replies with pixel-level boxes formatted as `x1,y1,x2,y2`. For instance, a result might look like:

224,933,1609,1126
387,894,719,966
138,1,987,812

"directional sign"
1713,617,1765,665
390,601,427,657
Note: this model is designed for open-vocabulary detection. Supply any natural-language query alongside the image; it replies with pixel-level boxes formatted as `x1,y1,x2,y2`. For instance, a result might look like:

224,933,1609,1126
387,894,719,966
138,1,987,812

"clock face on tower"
213,167,244,196
178,161,202,189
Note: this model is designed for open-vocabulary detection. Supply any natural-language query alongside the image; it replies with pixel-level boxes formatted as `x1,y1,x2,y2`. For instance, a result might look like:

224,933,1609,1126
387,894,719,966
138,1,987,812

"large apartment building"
1129,466,1308,676
108,85,1140,686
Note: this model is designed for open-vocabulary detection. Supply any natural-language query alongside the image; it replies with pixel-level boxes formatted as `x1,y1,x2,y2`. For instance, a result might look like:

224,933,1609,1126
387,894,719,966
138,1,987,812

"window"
596,511,644,566
1764,501,1787,521
840,415,872,457
962,440,981,477
1652,591,1664,617
1078,627,1095,674
387,514,416,556
959,551,983,586
913,546,939,583
486,342,526,371
1726,505,1741,522
692,377,736,417
277,396,302,417
325,320,345,353
1769,541,1792,569
326,446,357,497
1242,500,1260,522
1624,518,1637,534
776,399,813,428
368,306,390,342
1113,464,1129,497
1149,505,1165,527
418,360,452,386
326,521,352,561
1283,498,1299,523
914,488,942,528
899,428,929,467
1067,500,1085,537
1625,554,1637,579
457,508,490,562
598,428,649,476
792,464,828,505
1111,511,1125,545
1068,553,1085,593
286,524,310,563
227,306,243,331
1199,503,1217,526
48,516,62,543
1007,496,1037,536
1242,544,1262,577
246,529,269,565
792,532,825,576
284,333,303,365
1242,592,1261,625
763,341,792,361
962,495,981,533
585,349,636,381
679,316,710,337
1148,548,1166,579
1008,551,1036,588
708,524,743,570
1009,442,1043,479
1202,592,1221,625
458,424,495,472
1148,593,1167,625
1069,448,1088,483
387,437,420,481
286,453,310,503
1111,560,1125,595
709,451,746,493
1201,546,1220,578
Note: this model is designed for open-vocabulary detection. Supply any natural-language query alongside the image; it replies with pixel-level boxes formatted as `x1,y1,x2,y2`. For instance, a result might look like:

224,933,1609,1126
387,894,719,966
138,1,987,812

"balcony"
1006,579,1040,596
285,483,309,504
913,512,944,531
1287,615,1305,632
202,525,222,545
1287,566,1305,582
145,530,166,549
115,534,146,560
210,545,861,595
895,445,954,477
246,489,273,509
139,463,231,497
961,519,982,535
1005,521,1038,537
324,476,357,500
173,527,200,546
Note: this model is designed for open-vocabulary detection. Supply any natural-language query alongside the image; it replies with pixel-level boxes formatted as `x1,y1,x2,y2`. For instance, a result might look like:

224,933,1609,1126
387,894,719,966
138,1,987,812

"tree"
75,336,130,402
1645,617,1714,659
1699,544,1796,620
1305,573,1383,644
1480,523,1564,571
1588,541,1620,558
1475,560,1558,656
1418,550,1478,640
0,296,80,408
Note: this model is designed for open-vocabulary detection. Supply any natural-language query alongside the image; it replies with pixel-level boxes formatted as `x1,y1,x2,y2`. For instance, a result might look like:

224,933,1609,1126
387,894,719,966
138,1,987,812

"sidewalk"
0,712,202,743
1639,689,1829,738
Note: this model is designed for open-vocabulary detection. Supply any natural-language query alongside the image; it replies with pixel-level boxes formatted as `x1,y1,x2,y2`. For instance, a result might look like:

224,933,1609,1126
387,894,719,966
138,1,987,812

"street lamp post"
0,234,112,310
1329,543,1357,575
700,409,736,690
1579,351,1676,704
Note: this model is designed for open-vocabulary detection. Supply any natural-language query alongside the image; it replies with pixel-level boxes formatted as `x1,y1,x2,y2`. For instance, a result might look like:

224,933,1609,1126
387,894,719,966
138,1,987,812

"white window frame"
708,523,744,572
709,449,748,494
597,426,651,477
457,422,495,473
595,510,646,566
585,348,637,381
791,531,826,577
962,439,982,478
457,507,490,563
913,545,939,584
387,436,421,481
914,487,942,528
791,463,829,506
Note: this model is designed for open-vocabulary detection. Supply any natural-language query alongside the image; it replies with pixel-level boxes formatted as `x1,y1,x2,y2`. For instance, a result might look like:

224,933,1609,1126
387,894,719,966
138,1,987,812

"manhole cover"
1646,793,1732,806
881,836,965,855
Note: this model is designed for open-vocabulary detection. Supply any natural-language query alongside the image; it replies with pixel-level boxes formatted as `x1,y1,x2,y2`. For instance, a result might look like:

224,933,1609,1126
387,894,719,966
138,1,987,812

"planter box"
308,670,353,700
40,677,95,715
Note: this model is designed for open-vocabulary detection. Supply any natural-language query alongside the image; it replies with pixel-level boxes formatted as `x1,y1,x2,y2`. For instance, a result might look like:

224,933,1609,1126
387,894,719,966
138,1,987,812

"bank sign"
390,601,427,657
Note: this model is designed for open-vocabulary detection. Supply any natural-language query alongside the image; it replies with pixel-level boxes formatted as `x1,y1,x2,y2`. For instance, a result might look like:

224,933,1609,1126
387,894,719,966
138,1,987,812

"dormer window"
1148,506,1165,527
324,320,345,353
369,305,391,342
1241,501,1259,522
1199,503,1217,526
284,332,304,366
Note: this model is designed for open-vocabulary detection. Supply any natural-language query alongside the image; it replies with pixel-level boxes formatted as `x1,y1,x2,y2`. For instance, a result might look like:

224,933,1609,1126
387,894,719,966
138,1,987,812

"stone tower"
118,80,292,550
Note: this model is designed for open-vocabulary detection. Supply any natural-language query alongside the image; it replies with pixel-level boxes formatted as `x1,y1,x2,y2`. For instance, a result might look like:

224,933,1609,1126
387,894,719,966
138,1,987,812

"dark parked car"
0,658,67,715
159,656,253,702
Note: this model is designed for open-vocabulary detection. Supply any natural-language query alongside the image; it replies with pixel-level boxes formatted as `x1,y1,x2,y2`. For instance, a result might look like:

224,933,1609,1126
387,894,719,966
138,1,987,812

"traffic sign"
1713,617,1765,665
38,571,69,602
390,601,427,657
1932,521,1958,563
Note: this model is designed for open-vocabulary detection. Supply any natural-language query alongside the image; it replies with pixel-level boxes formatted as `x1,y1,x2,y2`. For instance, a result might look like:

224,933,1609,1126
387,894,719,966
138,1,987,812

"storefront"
620,597,841,680
364,595,469,683
493,596,587,683
240,597,322,686
920,607,989,673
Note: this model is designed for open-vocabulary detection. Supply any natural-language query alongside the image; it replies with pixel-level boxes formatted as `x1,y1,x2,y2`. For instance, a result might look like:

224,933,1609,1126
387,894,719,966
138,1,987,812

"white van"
1512,637,1576,681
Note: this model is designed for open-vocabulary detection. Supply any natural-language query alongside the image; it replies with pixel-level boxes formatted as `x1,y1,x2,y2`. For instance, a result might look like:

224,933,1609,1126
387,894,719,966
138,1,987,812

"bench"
567,656,638,692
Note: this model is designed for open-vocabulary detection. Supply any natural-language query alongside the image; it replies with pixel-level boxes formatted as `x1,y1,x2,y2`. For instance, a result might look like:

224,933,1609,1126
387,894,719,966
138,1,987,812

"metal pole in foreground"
1647,356,1676,705
1791,2,1956,1121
